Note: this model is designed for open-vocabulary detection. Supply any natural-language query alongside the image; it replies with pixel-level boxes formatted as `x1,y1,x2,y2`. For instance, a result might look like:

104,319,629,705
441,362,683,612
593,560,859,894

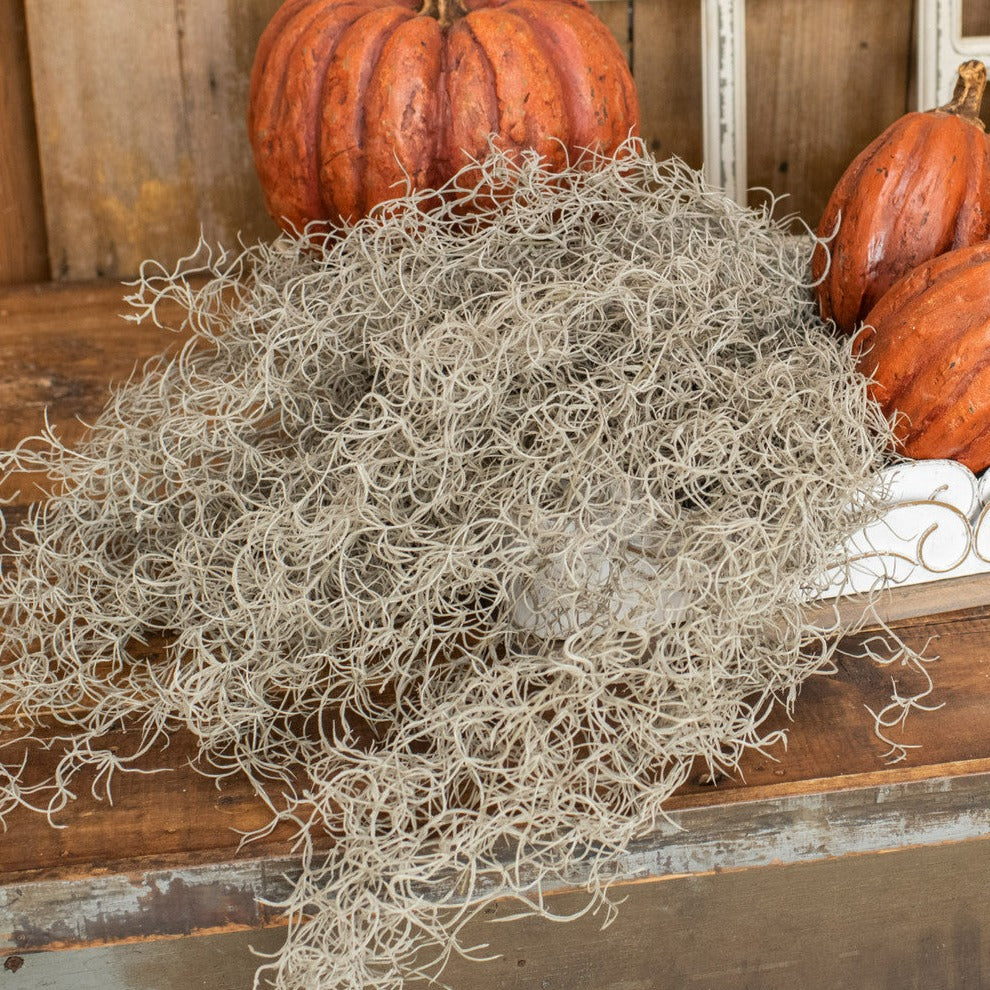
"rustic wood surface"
9,1,990,281
441,835,990,990
4,605,990,893
745,0,915,226
0,0,48,284
632,0,703,167
2,281,990,963
964,1,990,38
22,0,282,282
6,836,990,989
0,280,191,506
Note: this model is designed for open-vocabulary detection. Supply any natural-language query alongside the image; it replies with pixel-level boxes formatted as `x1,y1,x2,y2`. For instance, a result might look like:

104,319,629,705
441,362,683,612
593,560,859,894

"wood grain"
11,1,952,281
746,0,915,226
438,836,990,990
0,0,49,284
3,601,987,887
807,571,990,632
0,279,191,504
2,281,990,953
0,726,299,887
23,0,281,282
624,0,918,219
963,1,990,38
9,838,990,989
6,760,990,953
672,607,990,805
632,0,704,167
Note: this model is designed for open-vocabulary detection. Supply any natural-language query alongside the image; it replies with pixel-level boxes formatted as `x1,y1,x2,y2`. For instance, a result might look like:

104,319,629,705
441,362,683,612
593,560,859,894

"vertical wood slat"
744,0,914,225
24,0,281,282
0,0,49,284
963,1,990,36
626,0,914,225
633,0,704,167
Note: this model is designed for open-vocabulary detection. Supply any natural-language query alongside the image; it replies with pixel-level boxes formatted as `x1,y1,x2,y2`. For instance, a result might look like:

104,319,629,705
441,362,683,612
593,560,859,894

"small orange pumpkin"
813,60,990,334
855,241,990,472
248,0,640,234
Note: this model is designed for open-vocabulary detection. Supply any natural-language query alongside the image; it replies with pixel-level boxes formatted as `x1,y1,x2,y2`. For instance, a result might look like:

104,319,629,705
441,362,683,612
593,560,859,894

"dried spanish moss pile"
0,143,924,988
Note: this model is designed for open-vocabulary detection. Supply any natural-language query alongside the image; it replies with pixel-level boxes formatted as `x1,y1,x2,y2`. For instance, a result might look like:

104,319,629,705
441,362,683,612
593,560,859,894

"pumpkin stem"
939,60,988,126
418,0,465,28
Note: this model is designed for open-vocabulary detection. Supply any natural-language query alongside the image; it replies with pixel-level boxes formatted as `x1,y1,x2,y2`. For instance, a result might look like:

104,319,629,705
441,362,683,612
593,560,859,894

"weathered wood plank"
632,0,704,166
15,0,947,283
442,836,990,990
2,602,990,908
0,0,49,284
1,855,295,952
0,279,191,504
4,761,990,952
8,836,990,989
0,927,288,990
23,0,280,281
670,608,990,803
0,722,300,887
746,0,914,225
808,570,990,633
965,2,990,38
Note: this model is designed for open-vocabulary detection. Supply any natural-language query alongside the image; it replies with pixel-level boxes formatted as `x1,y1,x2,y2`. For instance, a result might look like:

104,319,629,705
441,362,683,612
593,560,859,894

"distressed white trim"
701,0,747,203
822,460,990,598
918,0,990,108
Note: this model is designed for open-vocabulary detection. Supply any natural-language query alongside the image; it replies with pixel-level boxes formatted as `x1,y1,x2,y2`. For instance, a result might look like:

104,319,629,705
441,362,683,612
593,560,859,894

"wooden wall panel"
0,0,49,284
633,0,704,167
963,1,990,37
23,0,281,282
746,0,914,227
625,0,919,218
11,2,990,282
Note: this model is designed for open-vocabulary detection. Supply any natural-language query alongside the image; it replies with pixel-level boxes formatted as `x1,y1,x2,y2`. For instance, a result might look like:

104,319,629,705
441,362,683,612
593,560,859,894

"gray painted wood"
7,836,990,989
5,769,990,953
0,927,285,990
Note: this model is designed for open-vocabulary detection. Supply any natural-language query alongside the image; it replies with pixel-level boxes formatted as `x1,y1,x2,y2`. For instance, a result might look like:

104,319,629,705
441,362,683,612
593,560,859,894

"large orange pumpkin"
855,241,990,472
812,60,990,334
248,0,640,233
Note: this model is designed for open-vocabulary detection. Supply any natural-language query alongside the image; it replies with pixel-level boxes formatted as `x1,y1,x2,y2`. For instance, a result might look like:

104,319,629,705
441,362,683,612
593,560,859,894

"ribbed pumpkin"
812,60,990,334
248,0,640,233
855,241,990,472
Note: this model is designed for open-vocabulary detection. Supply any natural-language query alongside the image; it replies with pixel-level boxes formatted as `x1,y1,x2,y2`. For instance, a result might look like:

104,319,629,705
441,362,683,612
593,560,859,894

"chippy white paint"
701,0,747,204
0,856,298,953
918,0,990,109
408,771,990,904
610,772,990,884
823,460,990,597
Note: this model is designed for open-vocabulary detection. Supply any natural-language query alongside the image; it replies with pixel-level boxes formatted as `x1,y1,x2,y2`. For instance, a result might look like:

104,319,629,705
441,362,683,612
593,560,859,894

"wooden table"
2,281,990,989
